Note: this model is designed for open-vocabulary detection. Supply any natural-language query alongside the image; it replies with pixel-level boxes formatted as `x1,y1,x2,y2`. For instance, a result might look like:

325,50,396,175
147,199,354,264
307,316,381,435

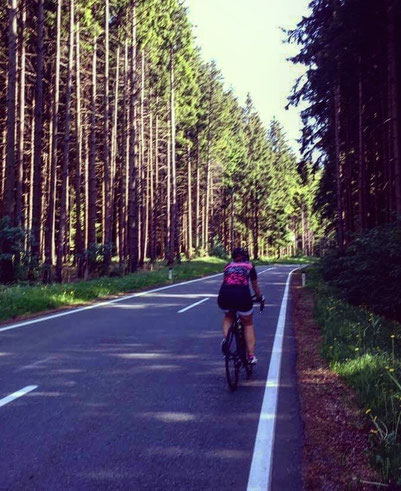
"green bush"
321,223,401,321
0,217,28,283
210,243,229,260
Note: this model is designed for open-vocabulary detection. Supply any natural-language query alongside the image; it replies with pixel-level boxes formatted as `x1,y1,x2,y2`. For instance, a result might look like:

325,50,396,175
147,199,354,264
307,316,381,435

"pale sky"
185,0,311,154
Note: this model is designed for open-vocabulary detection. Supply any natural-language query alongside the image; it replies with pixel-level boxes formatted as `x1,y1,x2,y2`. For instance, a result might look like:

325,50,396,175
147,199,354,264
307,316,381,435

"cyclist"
218,247,264,364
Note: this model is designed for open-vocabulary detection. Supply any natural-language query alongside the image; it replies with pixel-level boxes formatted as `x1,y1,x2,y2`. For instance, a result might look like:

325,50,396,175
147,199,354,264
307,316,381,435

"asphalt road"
0,265,303,491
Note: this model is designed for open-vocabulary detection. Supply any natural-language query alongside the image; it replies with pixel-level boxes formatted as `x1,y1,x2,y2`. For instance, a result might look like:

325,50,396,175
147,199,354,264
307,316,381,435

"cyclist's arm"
251,279,262,299
249,263,263,300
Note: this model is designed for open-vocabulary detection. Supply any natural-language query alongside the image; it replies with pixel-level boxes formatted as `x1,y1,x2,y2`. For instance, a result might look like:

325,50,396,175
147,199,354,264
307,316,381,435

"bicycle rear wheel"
225,328,240,391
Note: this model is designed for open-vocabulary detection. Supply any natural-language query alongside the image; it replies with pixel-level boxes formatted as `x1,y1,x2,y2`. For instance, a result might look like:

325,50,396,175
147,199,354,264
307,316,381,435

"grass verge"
0,257,226,324
307,265,401,486
255,255,316,266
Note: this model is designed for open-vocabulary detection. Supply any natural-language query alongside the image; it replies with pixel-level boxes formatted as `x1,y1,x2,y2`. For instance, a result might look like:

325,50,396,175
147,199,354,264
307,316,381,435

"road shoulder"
291,272,379,489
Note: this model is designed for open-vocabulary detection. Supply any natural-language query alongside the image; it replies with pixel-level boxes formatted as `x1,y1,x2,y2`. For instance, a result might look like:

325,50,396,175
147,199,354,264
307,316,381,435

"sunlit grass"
0,257,226,323
256,255,316,265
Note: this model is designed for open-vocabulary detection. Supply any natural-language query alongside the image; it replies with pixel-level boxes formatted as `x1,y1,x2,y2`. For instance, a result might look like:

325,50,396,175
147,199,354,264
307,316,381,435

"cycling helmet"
232,247,249,261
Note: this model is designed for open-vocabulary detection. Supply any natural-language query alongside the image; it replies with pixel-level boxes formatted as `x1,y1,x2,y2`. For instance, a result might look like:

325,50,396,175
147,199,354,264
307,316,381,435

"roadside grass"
307,266,401,486
256,255,316,265
0,257,226,324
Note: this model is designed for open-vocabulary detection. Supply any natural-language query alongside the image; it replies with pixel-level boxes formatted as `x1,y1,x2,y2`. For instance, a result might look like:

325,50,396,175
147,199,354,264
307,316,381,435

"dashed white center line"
0,385,38,409
178,298,210,314
0,272,223,334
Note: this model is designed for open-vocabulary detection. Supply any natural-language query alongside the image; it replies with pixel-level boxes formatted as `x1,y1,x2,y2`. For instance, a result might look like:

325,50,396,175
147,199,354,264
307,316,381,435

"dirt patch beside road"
291,272,379,490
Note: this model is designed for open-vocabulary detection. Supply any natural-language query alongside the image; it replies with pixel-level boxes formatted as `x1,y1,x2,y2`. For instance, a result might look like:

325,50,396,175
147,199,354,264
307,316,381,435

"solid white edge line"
0,272,223,333
247,267,300,491
177,297,210,314
0,385,38,408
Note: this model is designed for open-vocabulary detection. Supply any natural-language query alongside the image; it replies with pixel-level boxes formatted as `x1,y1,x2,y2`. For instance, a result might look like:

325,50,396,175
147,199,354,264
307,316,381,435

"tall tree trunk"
0,128,6,204
119,39,128,265
28,117,34,234
153,106,159,261
205,145,211,252
195,131,201,251
103,0,112,270
252,197,259,259
187,145,192,258
334,84,344,251
387,0,401,217
168,48,177,265
88,36,97,262
3,0,18,220
44,0,61,281
166,127,171,257
56,0,74,282
1,0,18,282
230,191,234,250
301,204,306,254
140,50,147,263
31,0,45,263
201,193,205,249
149,109,156,264
358,58,367,231
75,18,84,278
16,0,26,228
111,44,120,259
128,1,138,273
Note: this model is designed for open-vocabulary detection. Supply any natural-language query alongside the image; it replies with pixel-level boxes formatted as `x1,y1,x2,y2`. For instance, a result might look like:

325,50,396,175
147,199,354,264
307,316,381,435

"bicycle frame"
223,299,264,391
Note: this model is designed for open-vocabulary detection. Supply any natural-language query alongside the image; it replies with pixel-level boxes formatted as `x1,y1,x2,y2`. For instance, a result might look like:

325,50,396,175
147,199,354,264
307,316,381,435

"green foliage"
321,223,401,321
210,244,229,260
86,243,114,276
0,217,28,283
308,266,401,485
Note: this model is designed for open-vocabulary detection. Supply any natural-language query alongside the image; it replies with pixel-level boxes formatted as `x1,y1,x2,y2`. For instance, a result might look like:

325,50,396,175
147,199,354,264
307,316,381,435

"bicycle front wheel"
225,329,240,391
244,355,253,378
238,327,253,379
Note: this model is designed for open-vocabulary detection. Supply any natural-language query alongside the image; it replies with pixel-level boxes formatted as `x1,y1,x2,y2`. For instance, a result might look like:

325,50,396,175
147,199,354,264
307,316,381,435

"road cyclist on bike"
217,247,265,364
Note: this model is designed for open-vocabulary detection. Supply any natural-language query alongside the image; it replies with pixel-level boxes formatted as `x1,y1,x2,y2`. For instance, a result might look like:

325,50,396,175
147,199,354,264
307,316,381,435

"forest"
289,0,401,244
0,0,320,284
288,0,401,319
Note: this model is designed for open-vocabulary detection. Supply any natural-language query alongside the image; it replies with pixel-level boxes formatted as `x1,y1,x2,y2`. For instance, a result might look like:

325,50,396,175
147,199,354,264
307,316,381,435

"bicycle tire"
225,328,240,391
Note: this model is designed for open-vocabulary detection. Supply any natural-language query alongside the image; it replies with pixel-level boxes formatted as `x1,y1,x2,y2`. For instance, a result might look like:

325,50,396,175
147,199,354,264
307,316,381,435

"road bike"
223,297,264,391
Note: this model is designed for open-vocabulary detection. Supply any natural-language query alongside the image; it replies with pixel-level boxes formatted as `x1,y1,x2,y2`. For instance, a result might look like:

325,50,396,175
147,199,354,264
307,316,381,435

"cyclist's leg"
223,311,235,337
239,313,256,355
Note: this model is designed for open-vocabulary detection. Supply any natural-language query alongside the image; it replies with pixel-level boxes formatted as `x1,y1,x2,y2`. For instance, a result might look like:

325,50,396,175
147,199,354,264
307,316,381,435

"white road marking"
257,267,274,275
0,272,223,334
0,385,38,408
16,355,56,372
178,298,210,313
247,267,299,491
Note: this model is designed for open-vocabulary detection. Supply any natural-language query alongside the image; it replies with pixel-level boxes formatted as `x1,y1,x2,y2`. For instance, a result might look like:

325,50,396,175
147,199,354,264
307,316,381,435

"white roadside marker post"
168,267,173,281
302,272,306,287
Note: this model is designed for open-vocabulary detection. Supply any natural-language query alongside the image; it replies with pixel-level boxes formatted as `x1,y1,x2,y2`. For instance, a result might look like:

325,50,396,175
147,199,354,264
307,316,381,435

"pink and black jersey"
217,261,257,313
222,261,257,287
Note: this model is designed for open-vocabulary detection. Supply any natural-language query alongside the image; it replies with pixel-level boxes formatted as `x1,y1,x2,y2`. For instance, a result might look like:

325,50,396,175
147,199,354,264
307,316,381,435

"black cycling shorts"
217,286,253,315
